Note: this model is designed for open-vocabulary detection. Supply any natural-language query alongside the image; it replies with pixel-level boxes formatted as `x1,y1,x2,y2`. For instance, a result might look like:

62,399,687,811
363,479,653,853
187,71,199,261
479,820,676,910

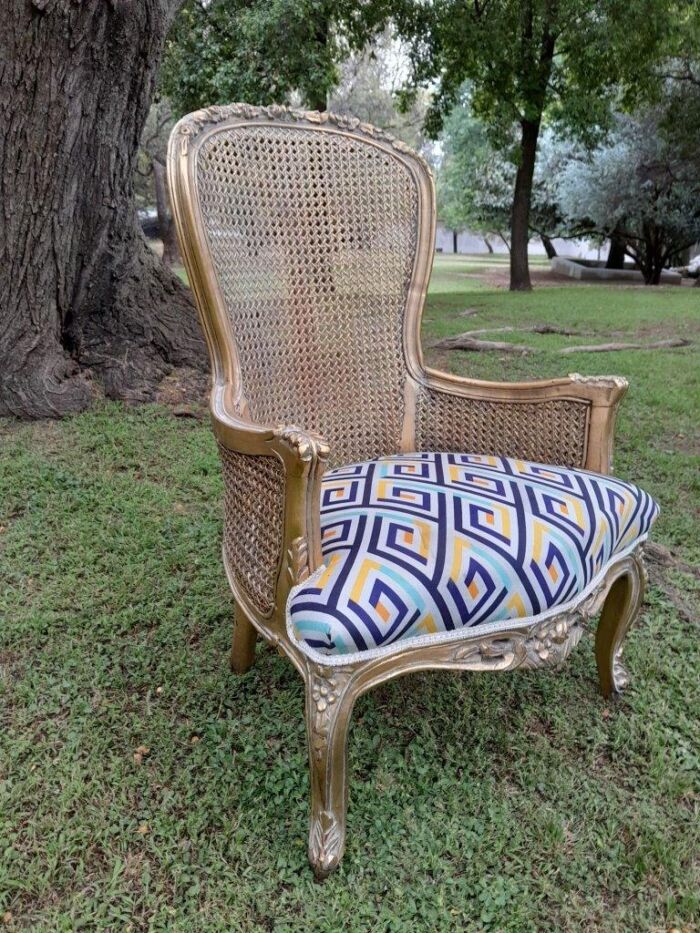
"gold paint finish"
168,104,647,877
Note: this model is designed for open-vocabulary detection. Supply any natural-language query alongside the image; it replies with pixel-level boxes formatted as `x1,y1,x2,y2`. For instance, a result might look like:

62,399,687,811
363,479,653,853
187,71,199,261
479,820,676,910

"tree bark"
483,236,494,254
606,231,627,269
510,119,540,291
153,158,181,268
0,0,206,419
540,235,557,259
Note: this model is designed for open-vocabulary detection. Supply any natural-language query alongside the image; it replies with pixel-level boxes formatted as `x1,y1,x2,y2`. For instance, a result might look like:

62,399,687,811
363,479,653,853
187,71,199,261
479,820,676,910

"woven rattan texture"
416,389,590,468
197,125,419,468
219,444,285,615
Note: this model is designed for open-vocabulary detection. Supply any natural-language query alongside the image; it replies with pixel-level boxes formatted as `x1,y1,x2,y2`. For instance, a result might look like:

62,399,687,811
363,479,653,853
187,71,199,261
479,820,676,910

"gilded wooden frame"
168,104,647,878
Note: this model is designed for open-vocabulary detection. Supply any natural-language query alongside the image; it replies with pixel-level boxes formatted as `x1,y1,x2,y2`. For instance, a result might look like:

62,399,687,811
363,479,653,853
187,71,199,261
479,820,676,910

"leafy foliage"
161,0,389,114
329,28,432,153
437,108,512,242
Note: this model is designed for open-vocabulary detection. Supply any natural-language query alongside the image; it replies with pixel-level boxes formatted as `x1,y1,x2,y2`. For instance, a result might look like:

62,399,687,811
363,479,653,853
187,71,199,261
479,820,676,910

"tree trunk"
641,224,664,285
453,230,459,254
641,257,663,285
483,236,494,254
153,158,181,268
541,235,557,259
0,0,206,419
510,119,540,291
306,90,328,112
606,231,627,269
305,20,329,112
497,231,511,253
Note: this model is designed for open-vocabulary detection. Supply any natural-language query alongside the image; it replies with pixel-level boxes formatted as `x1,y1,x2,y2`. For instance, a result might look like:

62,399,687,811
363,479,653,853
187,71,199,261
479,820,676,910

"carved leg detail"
230,605,258,674
305,665,356,879
595,555,645,698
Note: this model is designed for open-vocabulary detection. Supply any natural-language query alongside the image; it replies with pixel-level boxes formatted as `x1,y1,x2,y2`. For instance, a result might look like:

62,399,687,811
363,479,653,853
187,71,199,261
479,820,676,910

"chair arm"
210,387,330,632
415,369,628,473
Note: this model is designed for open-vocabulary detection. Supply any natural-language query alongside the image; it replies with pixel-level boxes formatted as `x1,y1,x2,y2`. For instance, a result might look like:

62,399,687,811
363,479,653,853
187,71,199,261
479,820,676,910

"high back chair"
167,104,658,877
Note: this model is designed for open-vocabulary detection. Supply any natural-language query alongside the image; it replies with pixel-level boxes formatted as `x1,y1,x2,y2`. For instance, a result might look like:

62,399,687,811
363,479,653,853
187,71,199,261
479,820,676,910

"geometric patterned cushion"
288,453,659,658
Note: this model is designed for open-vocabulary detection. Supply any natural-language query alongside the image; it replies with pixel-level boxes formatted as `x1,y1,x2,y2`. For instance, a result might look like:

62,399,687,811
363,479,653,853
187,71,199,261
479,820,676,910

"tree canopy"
437,108,512,245
390,0,673,289
161,0,390,114
3,0,697,419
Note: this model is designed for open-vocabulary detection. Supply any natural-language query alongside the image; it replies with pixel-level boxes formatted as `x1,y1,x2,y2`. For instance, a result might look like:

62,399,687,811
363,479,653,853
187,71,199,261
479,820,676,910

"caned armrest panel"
218,445,286,615
415,386,591,468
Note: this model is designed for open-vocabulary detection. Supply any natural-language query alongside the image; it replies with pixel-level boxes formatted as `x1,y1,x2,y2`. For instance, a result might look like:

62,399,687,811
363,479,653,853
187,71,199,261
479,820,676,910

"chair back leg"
230,606,258,674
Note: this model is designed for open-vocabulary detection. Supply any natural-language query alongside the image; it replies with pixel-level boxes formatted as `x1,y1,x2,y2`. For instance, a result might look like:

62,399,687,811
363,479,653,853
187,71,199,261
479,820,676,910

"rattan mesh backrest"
194,113,423,466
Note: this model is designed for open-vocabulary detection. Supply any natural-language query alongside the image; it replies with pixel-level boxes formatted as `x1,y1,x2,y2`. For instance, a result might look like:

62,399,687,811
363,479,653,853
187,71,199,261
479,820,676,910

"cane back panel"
194,121,423,467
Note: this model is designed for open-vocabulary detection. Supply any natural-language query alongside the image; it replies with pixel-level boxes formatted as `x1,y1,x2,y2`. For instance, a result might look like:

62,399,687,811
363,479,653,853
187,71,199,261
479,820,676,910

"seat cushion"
288,454,659,658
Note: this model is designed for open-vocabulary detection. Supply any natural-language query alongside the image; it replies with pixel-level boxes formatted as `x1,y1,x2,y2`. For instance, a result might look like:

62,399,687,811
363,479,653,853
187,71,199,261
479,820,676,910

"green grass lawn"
1,258,698,930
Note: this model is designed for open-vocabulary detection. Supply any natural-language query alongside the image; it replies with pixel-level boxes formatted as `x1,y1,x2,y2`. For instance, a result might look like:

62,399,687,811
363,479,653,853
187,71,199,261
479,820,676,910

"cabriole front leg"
595,552,646,697
304,664,357,878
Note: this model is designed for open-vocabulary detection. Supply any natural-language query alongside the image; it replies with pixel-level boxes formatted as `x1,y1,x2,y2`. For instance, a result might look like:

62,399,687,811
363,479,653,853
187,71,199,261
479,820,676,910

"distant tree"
135,101,180,268
329,29,431,153
529,132,583,257
558,108,700,284
438,104,580,255
391,0,672,290
437,110,512,249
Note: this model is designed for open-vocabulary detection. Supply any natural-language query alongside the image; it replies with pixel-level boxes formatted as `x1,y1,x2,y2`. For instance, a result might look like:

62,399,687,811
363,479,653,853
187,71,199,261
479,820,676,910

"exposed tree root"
559,338,691,354
432,334,534,353
461,324,582,337
433,328,691,356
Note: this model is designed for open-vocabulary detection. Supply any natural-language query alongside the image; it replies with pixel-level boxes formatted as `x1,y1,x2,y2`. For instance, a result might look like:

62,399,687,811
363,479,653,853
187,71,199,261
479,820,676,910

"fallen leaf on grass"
136,823,149,835
133,745,150,764
172,405,201,419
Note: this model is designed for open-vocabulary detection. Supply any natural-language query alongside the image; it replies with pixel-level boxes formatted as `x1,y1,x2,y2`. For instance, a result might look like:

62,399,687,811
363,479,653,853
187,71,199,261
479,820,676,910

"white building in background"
435,223,606,261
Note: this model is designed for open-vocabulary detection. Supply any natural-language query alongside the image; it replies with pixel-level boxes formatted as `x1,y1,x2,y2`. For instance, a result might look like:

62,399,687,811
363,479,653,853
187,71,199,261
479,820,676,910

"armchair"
168,104,658,877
